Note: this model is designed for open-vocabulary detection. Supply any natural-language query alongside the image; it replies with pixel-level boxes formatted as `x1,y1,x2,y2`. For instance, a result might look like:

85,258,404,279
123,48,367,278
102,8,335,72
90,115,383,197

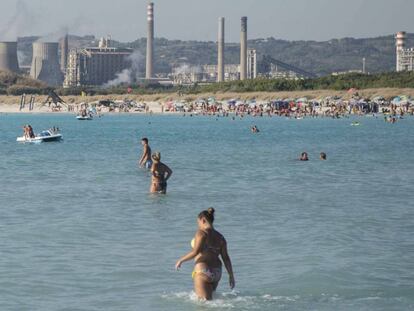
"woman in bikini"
150,152,172,194
175,208,235,300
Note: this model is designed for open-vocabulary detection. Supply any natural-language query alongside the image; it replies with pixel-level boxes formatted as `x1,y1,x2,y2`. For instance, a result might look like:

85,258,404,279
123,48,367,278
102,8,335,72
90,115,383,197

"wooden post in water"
20,94,26,111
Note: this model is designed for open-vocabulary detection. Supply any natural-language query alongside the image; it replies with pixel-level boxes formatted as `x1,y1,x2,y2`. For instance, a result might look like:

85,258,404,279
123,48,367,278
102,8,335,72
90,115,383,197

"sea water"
0,113,413,311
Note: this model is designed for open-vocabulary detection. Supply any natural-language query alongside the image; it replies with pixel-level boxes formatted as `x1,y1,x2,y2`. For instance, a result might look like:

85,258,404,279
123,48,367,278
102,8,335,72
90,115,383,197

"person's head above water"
141,137,148,145
151,151,161,163
320,152,327,160
198,208,215,227
300,152,309,161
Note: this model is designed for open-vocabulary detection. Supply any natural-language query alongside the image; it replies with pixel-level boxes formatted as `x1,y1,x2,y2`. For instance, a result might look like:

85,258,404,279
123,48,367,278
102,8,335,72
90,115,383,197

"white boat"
17,130,62,143
76,115,93,120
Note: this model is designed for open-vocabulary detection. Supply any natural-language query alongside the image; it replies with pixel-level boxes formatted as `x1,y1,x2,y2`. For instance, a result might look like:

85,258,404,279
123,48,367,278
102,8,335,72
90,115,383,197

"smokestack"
396,31,406,72
60,34,68,73
146,2,154,79
30,42,63,86
240,16,247,80
0,42,19,73
217,17,225,82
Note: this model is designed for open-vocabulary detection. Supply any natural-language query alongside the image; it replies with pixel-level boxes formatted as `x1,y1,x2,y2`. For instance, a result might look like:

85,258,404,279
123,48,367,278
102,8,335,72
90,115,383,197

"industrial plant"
64,37,133,87
396,31,414,72
0,2,412,88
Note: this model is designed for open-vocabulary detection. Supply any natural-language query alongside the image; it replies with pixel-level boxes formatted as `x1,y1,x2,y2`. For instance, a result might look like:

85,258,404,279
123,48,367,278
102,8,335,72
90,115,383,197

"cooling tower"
0,42,19,73
146,2,154,79
217,17,225,82
240,17,247,80
30,42,63,86
60,34,68,73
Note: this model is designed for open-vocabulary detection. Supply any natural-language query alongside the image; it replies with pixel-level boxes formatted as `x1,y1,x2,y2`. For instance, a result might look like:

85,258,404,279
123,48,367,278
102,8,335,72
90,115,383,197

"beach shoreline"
1,88,414,114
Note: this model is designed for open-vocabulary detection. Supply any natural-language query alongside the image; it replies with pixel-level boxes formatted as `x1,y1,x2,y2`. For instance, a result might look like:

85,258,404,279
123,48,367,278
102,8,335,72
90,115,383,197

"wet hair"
141,138,148,144
320,152,327,160
152,151,161,162
198,208,215,224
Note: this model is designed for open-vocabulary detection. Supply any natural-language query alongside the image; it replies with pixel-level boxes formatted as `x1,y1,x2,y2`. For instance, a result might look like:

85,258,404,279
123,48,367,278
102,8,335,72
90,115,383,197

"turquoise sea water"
0,113,413,311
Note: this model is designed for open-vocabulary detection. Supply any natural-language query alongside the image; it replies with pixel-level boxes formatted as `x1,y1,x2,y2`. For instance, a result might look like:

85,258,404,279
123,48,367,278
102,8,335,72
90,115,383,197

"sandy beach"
1,88,414,113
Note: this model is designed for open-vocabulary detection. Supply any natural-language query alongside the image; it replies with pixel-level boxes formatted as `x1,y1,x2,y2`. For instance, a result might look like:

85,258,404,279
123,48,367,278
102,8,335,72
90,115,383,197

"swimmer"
251,125,260,133
150,152,172,194
175,208,235,301
300,152,309,161
320,152,327,160
139,137,152,169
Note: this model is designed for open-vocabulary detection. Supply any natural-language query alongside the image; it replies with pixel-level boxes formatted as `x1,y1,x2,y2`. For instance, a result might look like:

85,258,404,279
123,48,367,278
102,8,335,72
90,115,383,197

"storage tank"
0,42,19,73
30,42,63,86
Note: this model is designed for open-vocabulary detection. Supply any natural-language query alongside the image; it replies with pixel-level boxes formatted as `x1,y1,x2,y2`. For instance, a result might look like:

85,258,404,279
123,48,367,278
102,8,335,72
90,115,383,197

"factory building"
171,64,241,85
64,38,132,86
396,31,414,72
247,49,257,79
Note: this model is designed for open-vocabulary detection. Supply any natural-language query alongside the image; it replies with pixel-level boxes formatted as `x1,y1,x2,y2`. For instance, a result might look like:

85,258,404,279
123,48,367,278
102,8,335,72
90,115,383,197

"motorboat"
17,129,62,143
76,115,93,120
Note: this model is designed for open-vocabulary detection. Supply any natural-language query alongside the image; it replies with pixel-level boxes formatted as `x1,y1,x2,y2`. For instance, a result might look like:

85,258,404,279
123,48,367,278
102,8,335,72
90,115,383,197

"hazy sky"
0,0,413,42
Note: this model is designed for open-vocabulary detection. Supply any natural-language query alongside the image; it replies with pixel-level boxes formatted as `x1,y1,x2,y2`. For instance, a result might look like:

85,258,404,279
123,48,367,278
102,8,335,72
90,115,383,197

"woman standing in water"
150,152,172,194
175,208,235,300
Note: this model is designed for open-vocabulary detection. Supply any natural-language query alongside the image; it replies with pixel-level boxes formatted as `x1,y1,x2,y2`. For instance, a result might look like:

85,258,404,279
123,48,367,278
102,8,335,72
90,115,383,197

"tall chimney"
396,31,406,72
60,34,68,73
217,17,225,82
240,16,247,80
146,2,154,79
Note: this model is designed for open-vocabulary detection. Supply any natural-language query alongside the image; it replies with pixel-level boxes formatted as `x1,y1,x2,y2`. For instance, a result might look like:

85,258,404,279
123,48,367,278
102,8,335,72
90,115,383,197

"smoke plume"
36,26,68,43
0,0,35,41
104,50,144,87
174,64,202,74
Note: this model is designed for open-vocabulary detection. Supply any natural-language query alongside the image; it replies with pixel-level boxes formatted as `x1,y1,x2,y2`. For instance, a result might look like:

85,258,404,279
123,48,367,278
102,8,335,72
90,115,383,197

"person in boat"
175,208,235,301
300,152,309,161
23,125,29,139
139,137,152,169
150,152,172,194
320,152,327,160
28,125,35,138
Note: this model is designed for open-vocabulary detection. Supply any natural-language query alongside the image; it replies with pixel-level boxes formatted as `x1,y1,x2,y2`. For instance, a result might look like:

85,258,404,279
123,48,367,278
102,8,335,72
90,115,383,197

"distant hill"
123,34,414,76
16,33,414,76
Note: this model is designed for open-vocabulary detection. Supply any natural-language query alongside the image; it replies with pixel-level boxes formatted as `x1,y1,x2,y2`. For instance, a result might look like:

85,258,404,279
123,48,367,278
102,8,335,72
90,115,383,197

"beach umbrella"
392,96,402,105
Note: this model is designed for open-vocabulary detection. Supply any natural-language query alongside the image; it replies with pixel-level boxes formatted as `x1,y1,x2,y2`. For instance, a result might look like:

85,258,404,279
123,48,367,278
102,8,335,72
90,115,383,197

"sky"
0,0,413,42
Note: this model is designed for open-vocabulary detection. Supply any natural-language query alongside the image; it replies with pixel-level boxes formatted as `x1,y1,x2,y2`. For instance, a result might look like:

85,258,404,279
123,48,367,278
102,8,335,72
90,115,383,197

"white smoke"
174,64,201,74
36,26,68,43
0,0,35,41
104,50,144,87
